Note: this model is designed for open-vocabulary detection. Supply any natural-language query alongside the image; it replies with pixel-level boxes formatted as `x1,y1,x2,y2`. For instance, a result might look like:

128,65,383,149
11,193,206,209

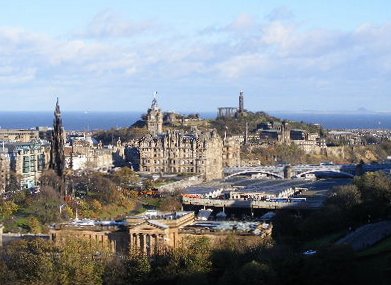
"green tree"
237,260,274,285
27,216,43,234
40,169,64,192
112,167,140,189
56,239,106,285
1,239,57,284
171,236,212,279
327,185,362,211
5,171,21,192
354,171,391,218
26,186,63,225
103,253,151,285
0,200,18,222
158,195,182,211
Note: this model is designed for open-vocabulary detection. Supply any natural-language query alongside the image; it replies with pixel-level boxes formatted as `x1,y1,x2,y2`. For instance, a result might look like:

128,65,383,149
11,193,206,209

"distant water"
0,112,143,130
271,112,391,129
1,111,391,130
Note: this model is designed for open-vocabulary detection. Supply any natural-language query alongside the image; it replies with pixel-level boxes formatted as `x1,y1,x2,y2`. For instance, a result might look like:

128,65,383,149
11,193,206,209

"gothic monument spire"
50,98,65,180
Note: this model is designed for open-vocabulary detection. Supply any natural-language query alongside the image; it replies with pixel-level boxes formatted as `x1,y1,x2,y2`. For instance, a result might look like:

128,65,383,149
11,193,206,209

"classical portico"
127,211,195,255
129,222,170,255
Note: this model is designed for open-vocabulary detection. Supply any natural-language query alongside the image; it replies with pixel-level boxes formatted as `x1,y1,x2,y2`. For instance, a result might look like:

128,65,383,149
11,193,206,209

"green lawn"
303,231,346,249
358,235,391,257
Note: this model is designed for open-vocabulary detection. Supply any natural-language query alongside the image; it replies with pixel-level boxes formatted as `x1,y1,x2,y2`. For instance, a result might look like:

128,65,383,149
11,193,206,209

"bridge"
224,163,391,179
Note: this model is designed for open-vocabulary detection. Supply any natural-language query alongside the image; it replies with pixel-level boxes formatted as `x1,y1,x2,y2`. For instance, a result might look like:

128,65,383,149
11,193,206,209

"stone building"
217,90,247,118
258,122,321,149
129,129,223,180
127,95,241,180
49,211,269,256
127,211,195,255
258,121,290,143
0,149,10,193
64,139,114,171
0,129,39,142
222,137,241,167
146,92,163,136
49,220,129,254
49,212,195,256
2,141,50,189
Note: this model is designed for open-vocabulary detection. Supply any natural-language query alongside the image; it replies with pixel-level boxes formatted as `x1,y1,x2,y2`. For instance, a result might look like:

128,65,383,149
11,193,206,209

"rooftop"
180,220,269,235
50,218,128,231
127,210,193,221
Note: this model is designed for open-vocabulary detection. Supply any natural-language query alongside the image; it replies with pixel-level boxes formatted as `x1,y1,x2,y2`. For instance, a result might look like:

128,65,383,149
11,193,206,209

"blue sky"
1,0,391,112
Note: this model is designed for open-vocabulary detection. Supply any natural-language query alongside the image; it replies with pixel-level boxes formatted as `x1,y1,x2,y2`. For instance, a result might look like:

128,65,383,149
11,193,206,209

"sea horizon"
1,111,391,130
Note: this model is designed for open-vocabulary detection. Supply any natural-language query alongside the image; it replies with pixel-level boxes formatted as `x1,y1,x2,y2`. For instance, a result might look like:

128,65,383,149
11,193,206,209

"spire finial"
54,97,61,116
151,91,159,109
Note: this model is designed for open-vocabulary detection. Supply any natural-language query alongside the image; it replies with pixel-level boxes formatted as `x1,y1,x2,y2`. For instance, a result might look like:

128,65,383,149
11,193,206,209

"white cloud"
228,13,256,31
266,6,294,22
0,67,36,84
78,9,155,38
1,9,391,111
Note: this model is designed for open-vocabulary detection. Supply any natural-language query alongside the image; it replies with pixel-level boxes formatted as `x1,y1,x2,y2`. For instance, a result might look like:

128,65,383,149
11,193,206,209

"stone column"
146,234,151,256
149,234,154,255
154,234,158,255
141,234,147,254
129,234,133,252
138,234,142,253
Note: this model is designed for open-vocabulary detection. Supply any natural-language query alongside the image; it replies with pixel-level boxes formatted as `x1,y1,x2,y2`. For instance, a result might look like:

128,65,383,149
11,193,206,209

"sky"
1,0,391,112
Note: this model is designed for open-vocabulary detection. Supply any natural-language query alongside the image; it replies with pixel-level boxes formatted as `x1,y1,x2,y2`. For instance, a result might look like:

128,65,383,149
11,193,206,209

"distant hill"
209,111,322,137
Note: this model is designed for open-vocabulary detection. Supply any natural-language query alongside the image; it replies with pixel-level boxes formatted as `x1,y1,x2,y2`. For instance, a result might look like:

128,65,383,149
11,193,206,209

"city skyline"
1,1,391,112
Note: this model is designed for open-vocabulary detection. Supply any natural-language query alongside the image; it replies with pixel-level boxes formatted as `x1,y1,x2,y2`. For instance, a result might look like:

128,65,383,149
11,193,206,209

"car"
303,249,317,256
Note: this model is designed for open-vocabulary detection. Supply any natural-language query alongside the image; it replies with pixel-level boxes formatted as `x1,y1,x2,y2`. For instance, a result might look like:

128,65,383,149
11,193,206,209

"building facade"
49,221,129,254
3,142,50,189
127,96,232,180
0,150,10,193
127,211,195,255
64,139,114,171
50,211,270,256
130,129,223,180
0,129,39,142
222,137,241,167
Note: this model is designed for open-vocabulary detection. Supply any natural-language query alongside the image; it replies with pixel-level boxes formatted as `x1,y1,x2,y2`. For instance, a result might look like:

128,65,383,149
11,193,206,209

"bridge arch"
295,169,354,178
225,170,284,180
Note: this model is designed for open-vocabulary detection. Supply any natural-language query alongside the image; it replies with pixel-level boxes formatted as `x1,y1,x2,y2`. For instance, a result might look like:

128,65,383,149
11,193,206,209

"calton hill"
95,110,391,165
1,111,391,284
